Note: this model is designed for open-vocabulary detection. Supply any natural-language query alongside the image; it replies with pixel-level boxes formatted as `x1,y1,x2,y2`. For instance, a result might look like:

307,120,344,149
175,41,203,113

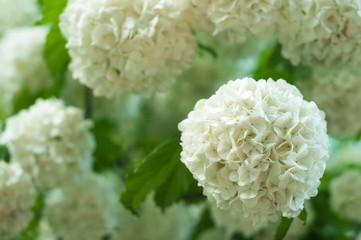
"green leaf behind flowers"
121,133,202,213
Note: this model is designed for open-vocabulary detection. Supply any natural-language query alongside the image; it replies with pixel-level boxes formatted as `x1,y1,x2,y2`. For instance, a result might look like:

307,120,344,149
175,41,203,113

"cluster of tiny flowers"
0,98,95,189
116,194,198,240
192,0,282,42
330,170,361,222
279,0,361,67
0,161,37,240
0,0,40,36
179,77,328,225
60,0,196,97
297,67,361,138
0,27,53,115
45,173,120,240
210,204,264,238
206,201,314,240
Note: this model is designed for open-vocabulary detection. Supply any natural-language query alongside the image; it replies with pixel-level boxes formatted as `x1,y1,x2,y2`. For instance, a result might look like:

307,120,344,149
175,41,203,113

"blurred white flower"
192,0,282,42
45,173,120,240
330,170,361,222
327,141,361,173
179,77,328,225
36,218,57,240
297,67,361,138
211,204,265,238
279,0,361,67
0,0,40,36
0,27,53,115
60,0,196,97
0,161,37,239
204,201,314,240
0,98,95,189
115,194,200,240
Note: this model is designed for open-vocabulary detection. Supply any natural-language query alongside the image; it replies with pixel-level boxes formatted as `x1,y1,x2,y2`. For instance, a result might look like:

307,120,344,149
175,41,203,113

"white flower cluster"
0,27,53,115
192,0,281,42
0,161,37,240
206,201,314,240
60,0,196,97
0,99,95,189
115,194,199,240
210,204,264,238
179,77,328,225
279,0,361,67
330,170,361,222
297,67,361,138
0,0,40,36
45,173,120,240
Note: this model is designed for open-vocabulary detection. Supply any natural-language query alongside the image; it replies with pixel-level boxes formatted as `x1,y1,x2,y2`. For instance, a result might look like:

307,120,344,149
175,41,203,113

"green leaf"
253,44,295,84
40,0,70,78
92,119,124,172
0,145,11,163
12,80,65,114
121,133,202,213
196,42,218,58
15,193,45,240
298,208,308,225
189,206,214,240
274,216,294,240
44,25,70,78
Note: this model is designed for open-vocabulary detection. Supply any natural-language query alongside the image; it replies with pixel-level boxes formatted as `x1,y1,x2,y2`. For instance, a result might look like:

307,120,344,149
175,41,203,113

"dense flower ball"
45,173,119,240
0,99,95,189
0,27,53,115
0,162,37,239
192,0,282,42
297,67,361,138
0,0,40,36
330,170,361,222
179,77,328,225
279,0,361,66
211,204,264,238
60,0,196,97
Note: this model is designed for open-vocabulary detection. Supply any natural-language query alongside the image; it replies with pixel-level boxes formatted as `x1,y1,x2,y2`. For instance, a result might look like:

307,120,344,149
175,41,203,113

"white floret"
192,0,282,42
45,173,120,240
297,67,361,138
0,27,53,115
179,77,328,226
0,98,95,189
0,162,37,239
279,0,361,67
60,0,196,97
330,170,361,222
211,204,265,238
0,0,40,36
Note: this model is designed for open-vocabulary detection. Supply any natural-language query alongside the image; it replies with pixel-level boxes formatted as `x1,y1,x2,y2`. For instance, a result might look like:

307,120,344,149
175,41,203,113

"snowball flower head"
192,0,282,42
0,98,95,189
0,27,53,115
279,0,361,67
0,0,40,36
45,173,120,240
179,77,328,225
60,0,196,97
330,170,361,222
297,67,361,138
0,162,37,239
